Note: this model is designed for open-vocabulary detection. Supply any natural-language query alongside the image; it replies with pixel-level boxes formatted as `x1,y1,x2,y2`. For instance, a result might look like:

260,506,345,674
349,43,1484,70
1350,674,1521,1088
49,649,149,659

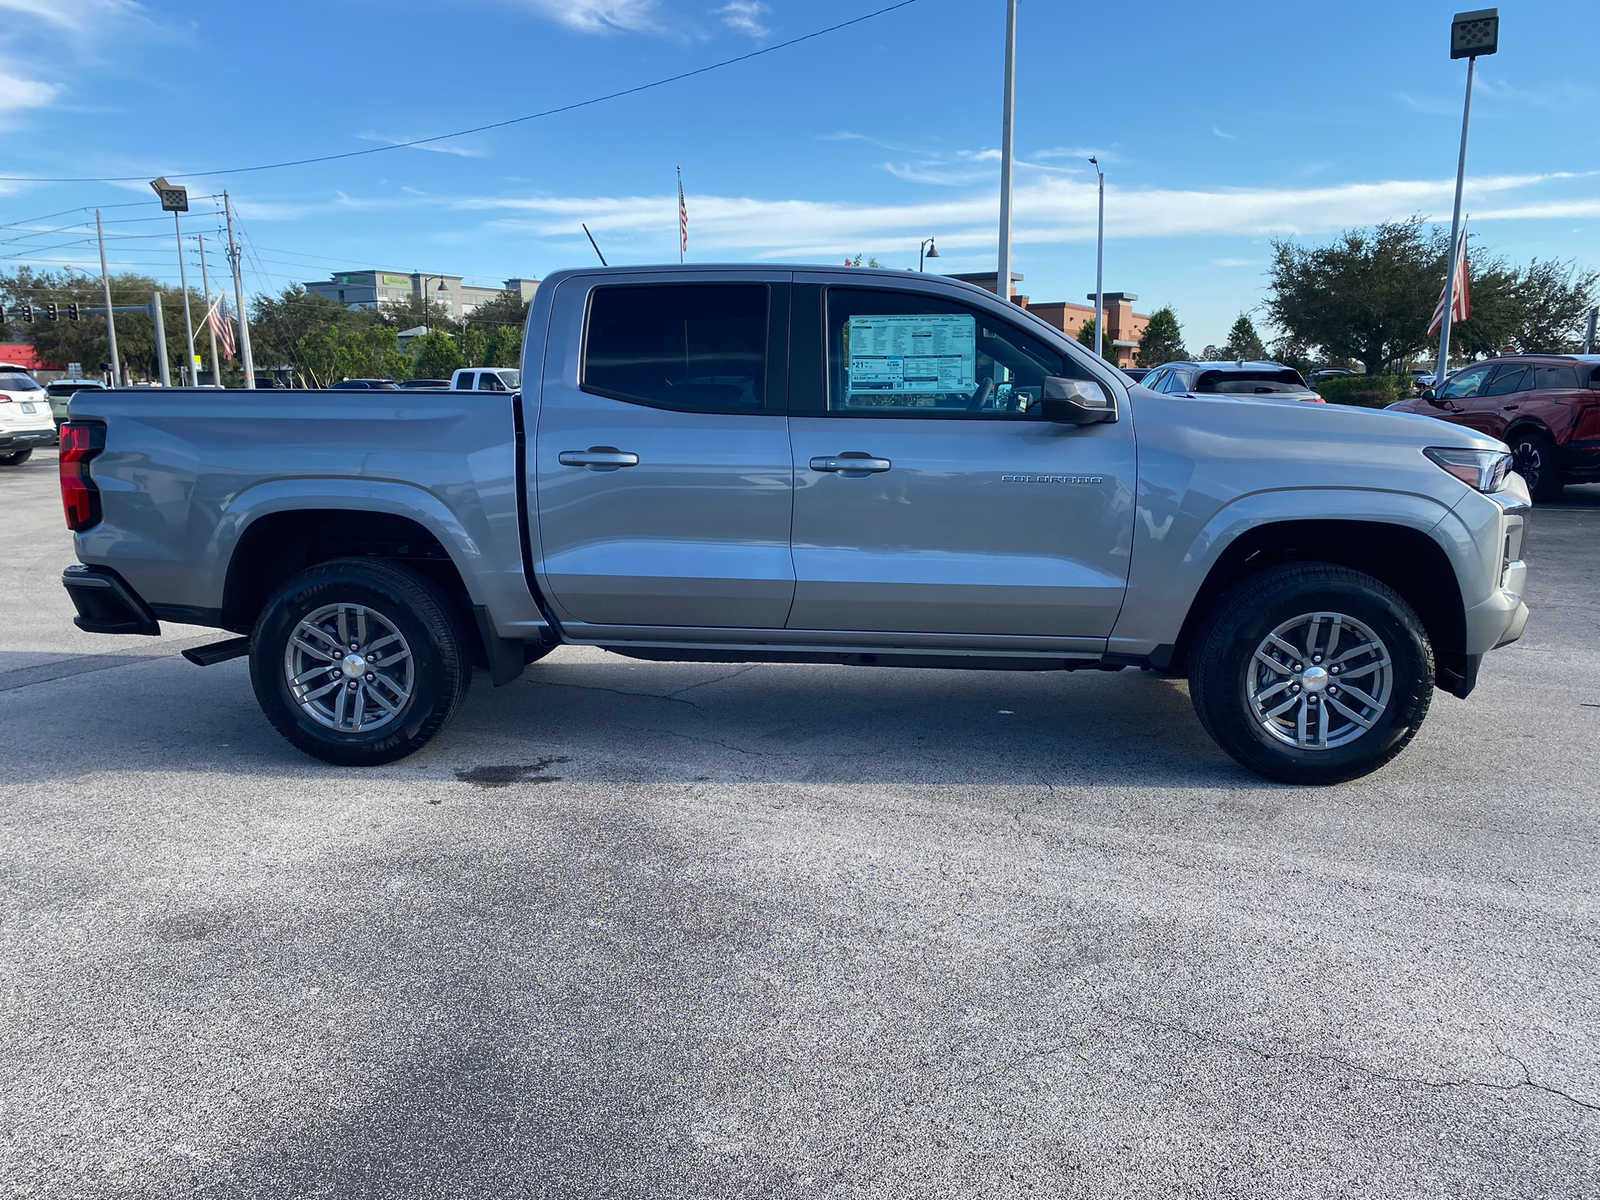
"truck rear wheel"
1188,563,1433,785
0,449,32,466
249,558,470,766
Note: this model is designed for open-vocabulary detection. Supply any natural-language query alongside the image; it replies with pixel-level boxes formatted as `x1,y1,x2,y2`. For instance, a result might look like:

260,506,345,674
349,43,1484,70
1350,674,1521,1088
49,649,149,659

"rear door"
783,276,1136,641
532,271,795,631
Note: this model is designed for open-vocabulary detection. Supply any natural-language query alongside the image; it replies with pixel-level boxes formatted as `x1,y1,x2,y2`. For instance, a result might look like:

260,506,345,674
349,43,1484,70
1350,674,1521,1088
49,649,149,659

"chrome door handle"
559,447,639,470
810,452,891,474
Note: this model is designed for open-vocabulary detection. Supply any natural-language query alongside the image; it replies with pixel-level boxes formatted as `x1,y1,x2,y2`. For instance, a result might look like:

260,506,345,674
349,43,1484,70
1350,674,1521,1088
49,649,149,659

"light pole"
1090,156,1105,359
417,274,449,333
996,0,1017,303
1436,8,1498,385
919,238,940,272
150,177,197,386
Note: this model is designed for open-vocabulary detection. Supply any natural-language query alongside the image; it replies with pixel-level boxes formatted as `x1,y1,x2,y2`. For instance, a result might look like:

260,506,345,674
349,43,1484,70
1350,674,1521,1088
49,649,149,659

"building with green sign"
303,270,540,319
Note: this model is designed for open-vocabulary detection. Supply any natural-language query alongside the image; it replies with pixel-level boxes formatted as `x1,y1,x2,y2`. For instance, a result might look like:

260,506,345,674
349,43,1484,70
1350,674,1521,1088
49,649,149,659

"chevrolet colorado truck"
59,266,1530,783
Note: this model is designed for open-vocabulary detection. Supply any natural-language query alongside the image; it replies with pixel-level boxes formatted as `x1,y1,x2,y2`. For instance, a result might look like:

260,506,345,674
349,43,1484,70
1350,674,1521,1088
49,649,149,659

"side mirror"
1041,376,1117,425
1420,387,1440,403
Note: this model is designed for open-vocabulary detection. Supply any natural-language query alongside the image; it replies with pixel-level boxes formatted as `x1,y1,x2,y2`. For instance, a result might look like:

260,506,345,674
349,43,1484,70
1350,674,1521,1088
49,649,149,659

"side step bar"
181,636,251,667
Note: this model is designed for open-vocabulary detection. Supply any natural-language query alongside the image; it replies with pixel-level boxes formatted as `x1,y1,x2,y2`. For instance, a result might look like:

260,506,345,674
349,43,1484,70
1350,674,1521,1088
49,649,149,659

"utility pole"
199,234,220,384
223,192,256,388
1091,156,1105,359
996,0,1018,304
151,292,170,386
95,210,121,387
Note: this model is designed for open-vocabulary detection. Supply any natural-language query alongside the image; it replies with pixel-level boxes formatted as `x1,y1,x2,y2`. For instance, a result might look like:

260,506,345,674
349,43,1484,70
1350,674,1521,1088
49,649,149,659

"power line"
0,200,149,230
0,0,922,185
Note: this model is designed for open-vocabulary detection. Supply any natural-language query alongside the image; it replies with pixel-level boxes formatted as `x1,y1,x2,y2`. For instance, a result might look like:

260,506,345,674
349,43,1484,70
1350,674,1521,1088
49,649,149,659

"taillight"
0,393,12,403
1308,394,1326,403
59,420,106,531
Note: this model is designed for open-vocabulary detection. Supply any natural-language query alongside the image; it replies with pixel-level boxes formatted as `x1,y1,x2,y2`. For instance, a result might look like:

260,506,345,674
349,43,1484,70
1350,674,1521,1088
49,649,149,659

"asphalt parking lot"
2,449,1596,1199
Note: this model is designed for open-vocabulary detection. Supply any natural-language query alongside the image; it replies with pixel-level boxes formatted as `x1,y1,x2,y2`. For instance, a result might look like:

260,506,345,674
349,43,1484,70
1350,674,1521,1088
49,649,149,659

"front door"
532,273,794,630
784,279,1137,640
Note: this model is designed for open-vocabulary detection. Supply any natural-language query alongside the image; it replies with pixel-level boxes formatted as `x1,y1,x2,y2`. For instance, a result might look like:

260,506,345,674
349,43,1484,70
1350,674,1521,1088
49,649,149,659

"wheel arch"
1166,517,1469,692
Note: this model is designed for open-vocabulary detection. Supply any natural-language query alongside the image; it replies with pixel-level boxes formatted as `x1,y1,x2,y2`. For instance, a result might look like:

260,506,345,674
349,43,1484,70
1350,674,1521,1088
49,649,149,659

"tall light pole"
919,237,940,272
996,0,1018,304
150,177,197,386
417,274,448,333
1436,8,1498,384
1090,156,1105,359
94,210,121,387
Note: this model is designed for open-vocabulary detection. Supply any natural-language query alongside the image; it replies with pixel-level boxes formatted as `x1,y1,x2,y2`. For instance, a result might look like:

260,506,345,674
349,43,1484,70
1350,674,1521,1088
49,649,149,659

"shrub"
1314,374,1410,408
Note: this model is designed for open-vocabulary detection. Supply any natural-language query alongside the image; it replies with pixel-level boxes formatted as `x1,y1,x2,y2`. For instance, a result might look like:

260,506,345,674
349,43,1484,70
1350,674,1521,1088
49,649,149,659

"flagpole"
198,234,220,385
1436,54,1475,385
676,165,684,265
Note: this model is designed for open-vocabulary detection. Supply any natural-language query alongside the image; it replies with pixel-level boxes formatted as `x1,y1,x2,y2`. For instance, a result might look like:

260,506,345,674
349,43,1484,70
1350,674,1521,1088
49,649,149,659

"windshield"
1196,369,1308,394
0,372,41,391
497,369,521,388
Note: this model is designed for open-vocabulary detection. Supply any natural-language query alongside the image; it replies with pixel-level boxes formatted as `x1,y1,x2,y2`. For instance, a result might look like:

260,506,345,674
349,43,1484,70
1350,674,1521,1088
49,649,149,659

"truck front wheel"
1188,563,1433,785
249,559,470,766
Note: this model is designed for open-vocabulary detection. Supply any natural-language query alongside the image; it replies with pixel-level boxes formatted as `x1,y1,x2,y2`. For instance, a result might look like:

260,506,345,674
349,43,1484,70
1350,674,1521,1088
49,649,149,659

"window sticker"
846,313,976,396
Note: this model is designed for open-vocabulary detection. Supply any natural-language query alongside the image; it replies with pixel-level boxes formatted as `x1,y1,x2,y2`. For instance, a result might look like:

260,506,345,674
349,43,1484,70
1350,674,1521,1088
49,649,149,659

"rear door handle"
810,452,891,475
559,447,639,470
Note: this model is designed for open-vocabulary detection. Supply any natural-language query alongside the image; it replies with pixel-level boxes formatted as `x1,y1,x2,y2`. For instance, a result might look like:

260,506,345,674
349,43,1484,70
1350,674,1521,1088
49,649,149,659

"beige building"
304,271,540,320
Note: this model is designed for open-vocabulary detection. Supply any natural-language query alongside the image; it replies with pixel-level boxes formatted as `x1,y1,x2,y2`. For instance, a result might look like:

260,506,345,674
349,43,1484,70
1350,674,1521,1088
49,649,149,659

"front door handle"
810,451,891,475
559,446,639,470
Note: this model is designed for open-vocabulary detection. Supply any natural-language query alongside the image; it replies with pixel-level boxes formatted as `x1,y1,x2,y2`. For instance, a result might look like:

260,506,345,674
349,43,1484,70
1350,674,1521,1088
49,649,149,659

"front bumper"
62,564,160,635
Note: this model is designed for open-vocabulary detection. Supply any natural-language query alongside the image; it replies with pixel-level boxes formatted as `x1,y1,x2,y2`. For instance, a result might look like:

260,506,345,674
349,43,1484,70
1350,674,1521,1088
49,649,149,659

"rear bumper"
61,564,160,635
0,429,56,450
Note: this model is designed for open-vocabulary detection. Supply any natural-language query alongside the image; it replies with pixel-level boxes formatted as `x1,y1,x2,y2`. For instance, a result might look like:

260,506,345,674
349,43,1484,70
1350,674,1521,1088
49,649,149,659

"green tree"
1076,316,1100,351
1135,306,1186,366
482,324,524,368
1223,313,1267,361
412,330,464,379
380,294,458,334
1266,218,1442,375
459,326,488,367
1268,333,1315,376
465,289,531,332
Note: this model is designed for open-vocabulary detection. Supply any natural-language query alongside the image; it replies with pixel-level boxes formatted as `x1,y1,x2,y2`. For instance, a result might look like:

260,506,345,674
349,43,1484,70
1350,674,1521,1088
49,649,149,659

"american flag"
1428,221,1471,337
677,167,688,258
210,293,237,359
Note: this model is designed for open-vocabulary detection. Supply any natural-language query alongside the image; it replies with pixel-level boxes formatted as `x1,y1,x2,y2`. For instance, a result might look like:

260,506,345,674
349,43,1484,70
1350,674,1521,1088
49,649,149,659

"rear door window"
584,283,769,414
1482,365,1531,397
1195,368,1307,395
0,372,40,390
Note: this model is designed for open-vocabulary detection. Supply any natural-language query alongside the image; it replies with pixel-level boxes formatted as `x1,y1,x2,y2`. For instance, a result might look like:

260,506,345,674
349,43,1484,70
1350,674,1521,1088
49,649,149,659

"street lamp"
1436,8,1499,384
919,238,940,272
417,274,449,334
1089,155,1105,360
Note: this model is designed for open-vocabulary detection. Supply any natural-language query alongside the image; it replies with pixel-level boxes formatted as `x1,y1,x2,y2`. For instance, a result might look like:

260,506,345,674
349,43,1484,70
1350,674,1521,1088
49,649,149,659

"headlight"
1424,446,1512,492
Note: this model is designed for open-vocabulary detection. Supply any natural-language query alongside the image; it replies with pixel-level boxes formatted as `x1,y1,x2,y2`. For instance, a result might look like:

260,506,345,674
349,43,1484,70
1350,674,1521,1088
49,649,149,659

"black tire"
1189,563,1433,785
0,449,33,466
1508,427,1563,503
249,558,470,766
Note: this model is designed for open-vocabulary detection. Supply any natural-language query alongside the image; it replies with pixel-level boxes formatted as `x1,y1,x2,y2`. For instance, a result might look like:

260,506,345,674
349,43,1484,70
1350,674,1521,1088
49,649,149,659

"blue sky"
2,0,1596,348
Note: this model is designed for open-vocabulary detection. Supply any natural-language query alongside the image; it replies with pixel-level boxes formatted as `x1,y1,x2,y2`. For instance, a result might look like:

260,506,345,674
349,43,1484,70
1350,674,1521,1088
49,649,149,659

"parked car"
328,379,400,391
59,265,1530,784
44,379,107,427
1121,367,1151,384
398,379,451,389
0,368,57,464
1141,360,1326,403
450,367,521,392
1309,368,1358,383
1388,354,1600,501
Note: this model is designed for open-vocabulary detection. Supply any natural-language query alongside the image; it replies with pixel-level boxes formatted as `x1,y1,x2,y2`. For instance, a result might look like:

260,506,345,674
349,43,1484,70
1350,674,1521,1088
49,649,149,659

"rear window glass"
584,284,767,413
0,372,40,390
1534,365,1580,389
1195,369,1306,394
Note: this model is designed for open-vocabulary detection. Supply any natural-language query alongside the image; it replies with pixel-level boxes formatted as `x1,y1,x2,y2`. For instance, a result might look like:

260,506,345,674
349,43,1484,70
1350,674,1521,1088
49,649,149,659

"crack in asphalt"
668,664,759,697
526,677,706,712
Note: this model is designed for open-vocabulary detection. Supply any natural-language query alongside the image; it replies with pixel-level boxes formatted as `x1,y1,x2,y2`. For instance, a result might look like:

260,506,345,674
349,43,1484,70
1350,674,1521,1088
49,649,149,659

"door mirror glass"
1041,376,1116,424
1420,386,1437,401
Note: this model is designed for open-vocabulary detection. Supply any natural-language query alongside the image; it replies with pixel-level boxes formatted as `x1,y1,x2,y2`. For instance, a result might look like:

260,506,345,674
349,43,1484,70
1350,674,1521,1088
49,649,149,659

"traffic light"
20,304,33,323
68,302,79,321
45,302,58,321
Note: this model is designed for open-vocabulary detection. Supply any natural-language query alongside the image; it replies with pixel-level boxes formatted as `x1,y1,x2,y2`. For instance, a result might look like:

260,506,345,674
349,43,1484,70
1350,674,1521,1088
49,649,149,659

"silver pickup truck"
59,265,1530,783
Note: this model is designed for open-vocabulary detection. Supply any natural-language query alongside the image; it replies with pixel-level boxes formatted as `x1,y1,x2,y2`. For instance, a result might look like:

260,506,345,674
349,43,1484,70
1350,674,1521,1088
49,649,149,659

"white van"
449,367,521,393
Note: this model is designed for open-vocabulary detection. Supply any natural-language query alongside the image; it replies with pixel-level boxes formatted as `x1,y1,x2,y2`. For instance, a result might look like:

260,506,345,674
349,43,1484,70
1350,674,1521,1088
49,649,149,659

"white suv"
449,367,520,392
0,368,56,464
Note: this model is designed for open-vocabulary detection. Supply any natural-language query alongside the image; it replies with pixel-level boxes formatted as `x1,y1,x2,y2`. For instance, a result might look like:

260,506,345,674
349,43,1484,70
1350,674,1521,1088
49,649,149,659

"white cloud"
882,161,992,187
1394,91,1458,117
0,73,62,120
1209,257,1259,269
716,0,768,37
1211,125,1237,140
0,0,142,33
358,132,484,158
521,0,661,34
1034,146,1117,164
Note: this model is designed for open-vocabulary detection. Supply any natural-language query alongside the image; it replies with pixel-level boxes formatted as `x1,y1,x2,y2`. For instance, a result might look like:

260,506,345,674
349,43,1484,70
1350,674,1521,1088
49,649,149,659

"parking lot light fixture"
919,238,939,271
1436,9,1499,385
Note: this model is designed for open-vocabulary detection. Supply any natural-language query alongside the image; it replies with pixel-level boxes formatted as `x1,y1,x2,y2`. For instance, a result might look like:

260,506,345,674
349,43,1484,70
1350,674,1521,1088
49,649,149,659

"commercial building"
303,271,540,320
945,271,1150,369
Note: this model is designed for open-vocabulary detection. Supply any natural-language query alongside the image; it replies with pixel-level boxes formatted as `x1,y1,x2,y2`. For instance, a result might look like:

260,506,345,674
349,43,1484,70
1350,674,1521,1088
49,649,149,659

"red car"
1390,354,1600,501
